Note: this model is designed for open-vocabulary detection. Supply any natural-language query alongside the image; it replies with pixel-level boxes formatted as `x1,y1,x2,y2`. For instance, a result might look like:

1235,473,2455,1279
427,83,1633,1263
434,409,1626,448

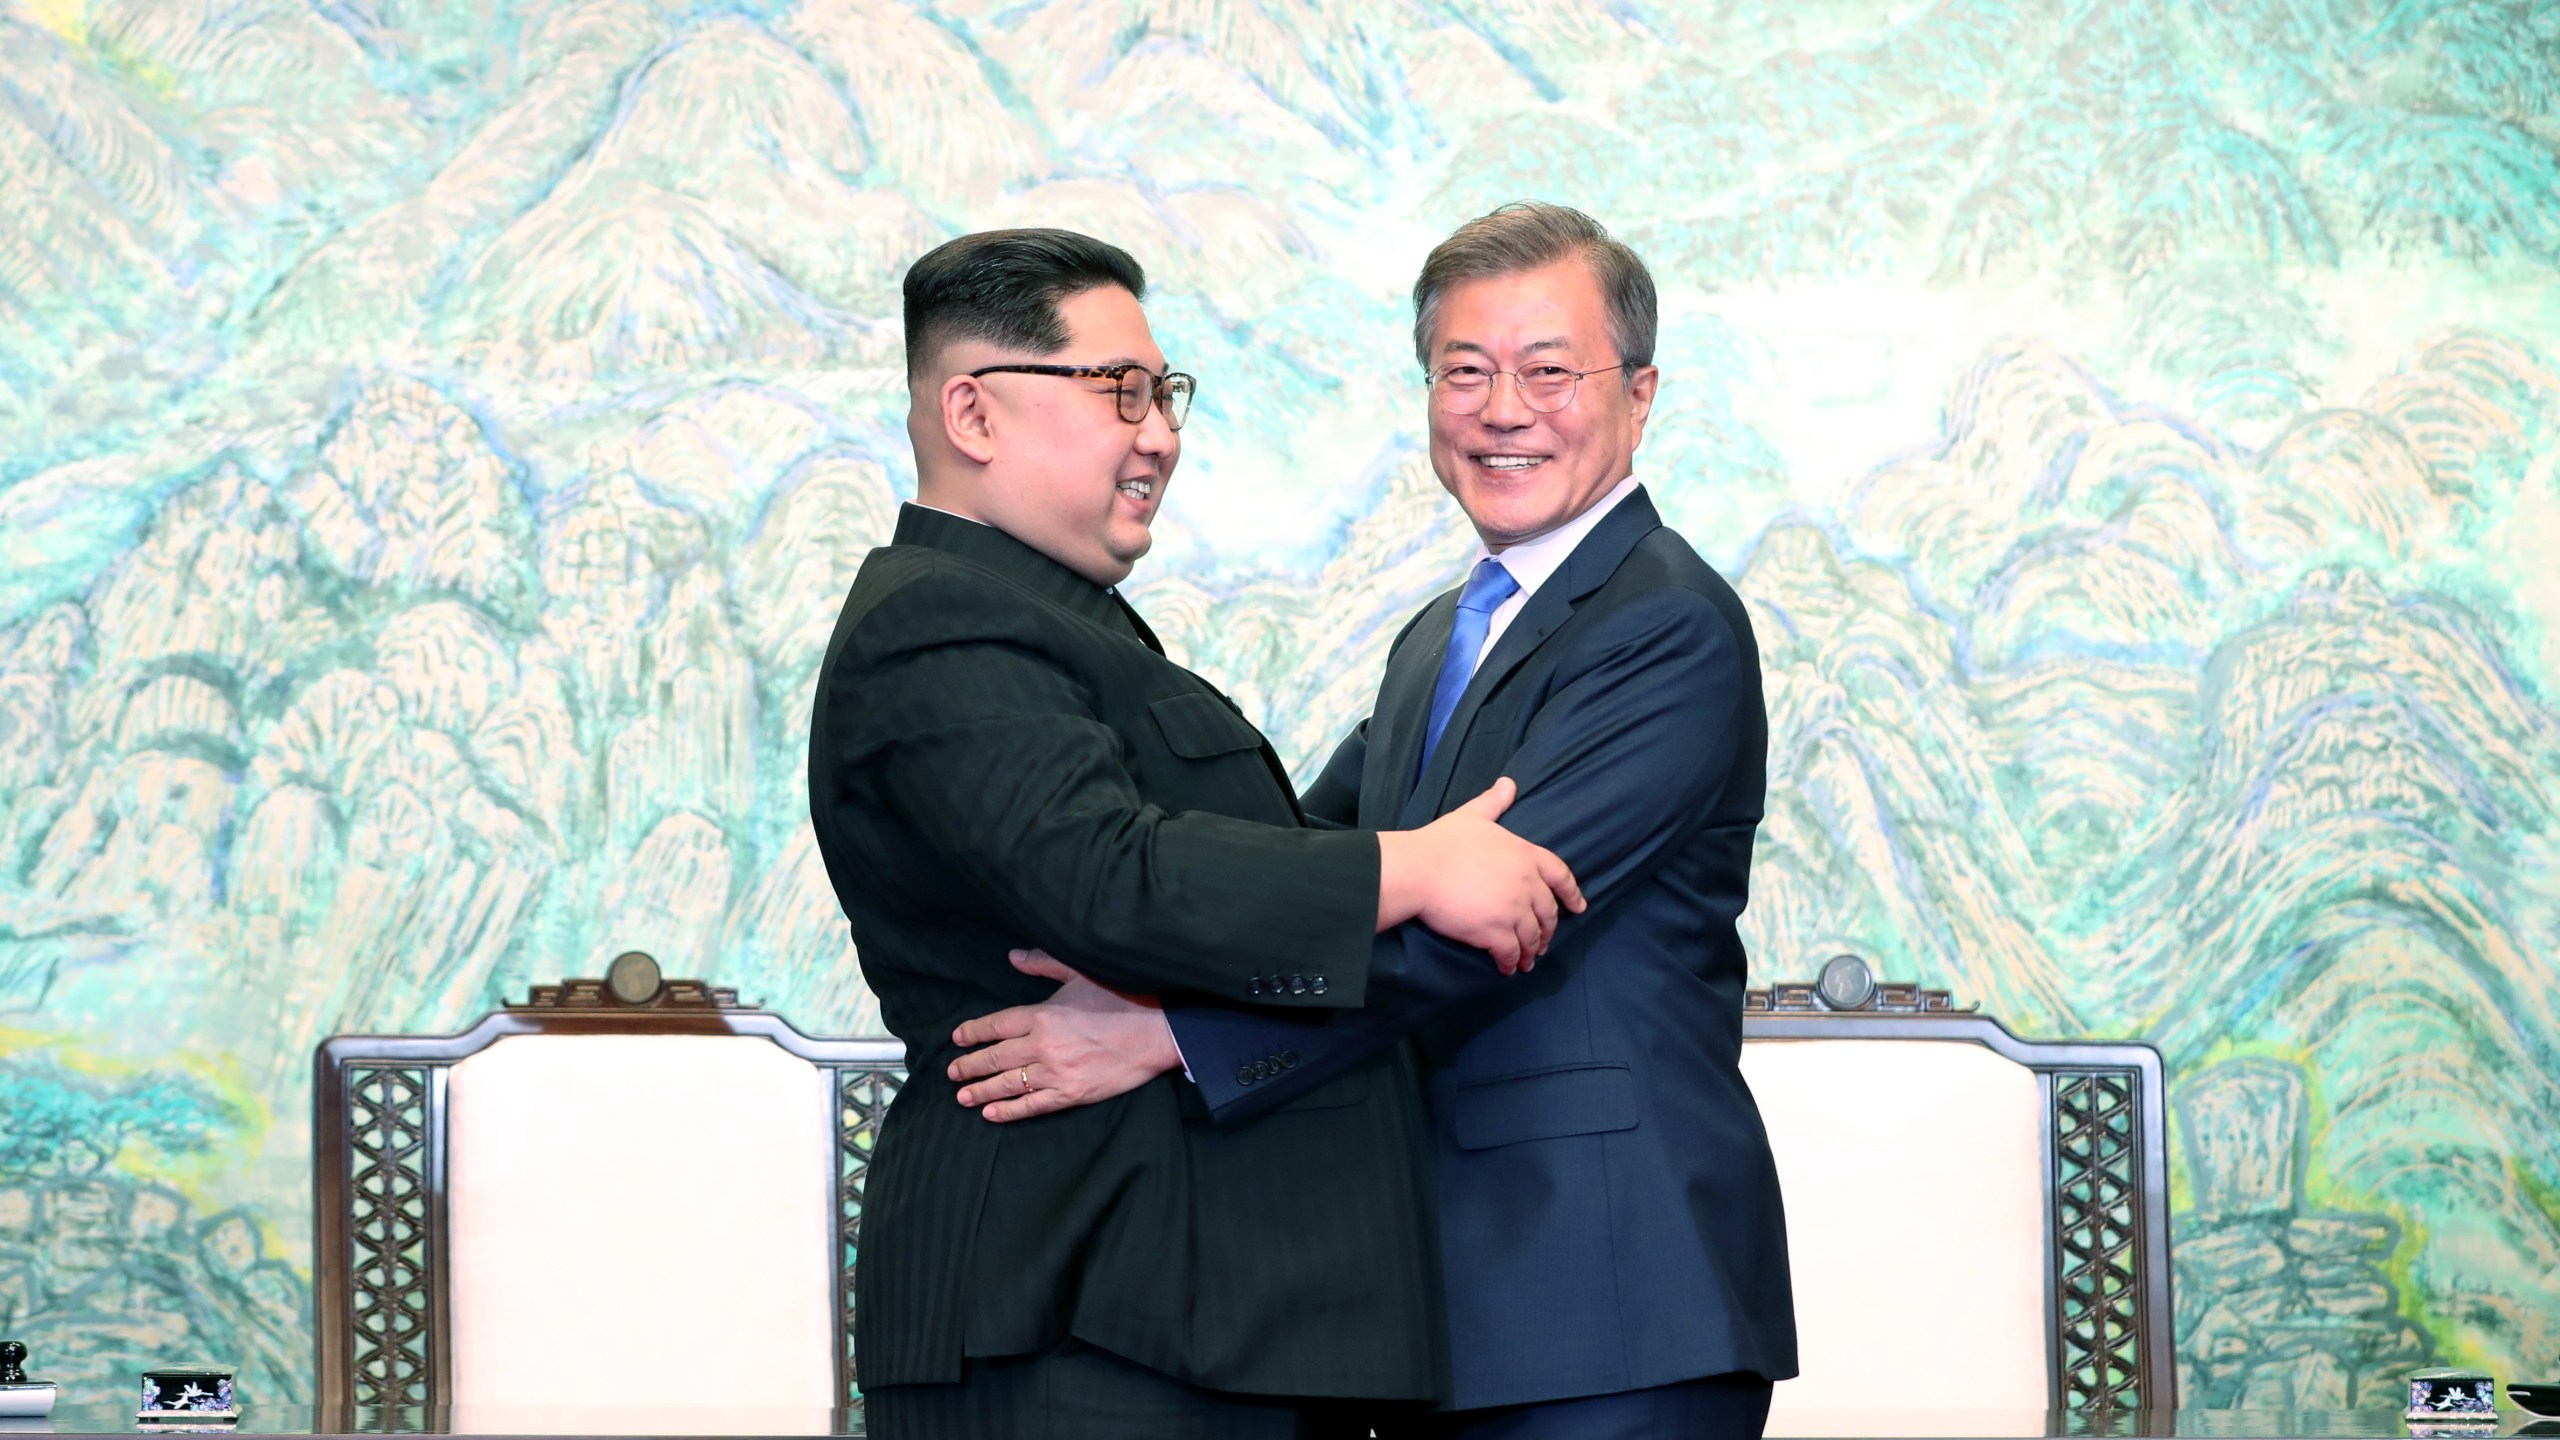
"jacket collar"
1393,486,1664,824
893,503,1128,634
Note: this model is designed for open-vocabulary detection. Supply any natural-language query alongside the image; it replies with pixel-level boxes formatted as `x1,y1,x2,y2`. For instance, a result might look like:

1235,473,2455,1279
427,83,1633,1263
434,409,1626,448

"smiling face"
1423,257,1658,550
923,284,1178,586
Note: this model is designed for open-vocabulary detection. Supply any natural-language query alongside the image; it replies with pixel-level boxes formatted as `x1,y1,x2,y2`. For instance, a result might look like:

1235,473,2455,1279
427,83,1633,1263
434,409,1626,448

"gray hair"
1411,202,1657,374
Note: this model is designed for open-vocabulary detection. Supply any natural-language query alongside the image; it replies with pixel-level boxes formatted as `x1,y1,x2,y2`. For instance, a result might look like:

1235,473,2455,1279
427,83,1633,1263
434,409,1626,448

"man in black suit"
807,228,1585,1439
952,204,1797,1438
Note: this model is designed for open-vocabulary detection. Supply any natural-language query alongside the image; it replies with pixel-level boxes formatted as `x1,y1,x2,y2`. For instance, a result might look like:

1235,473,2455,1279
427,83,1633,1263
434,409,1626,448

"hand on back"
948,949,1180,1121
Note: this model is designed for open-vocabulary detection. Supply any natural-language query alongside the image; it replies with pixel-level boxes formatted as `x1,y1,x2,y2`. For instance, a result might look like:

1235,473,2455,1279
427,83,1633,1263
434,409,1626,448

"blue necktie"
1419,558,1521,773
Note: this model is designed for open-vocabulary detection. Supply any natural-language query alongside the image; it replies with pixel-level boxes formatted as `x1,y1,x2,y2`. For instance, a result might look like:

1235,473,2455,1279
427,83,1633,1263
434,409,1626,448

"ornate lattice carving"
834,1064,905,1404
2054,1070,2146,1408
345,1066,434,1408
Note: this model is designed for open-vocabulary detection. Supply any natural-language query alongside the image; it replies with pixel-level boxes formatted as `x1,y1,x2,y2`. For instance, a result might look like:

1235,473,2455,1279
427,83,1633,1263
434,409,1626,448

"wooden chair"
311,955,904,1414
1742,955,2175,1415
315,953,2170,1419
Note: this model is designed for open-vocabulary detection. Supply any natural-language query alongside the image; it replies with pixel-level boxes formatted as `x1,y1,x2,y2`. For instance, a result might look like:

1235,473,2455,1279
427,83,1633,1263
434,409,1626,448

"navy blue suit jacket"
1168,488,1798,1409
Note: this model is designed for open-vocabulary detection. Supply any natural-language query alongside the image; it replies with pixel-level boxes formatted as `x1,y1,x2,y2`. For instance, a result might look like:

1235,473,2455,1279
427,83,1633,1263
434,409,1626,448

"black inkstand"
0,1342,57,1419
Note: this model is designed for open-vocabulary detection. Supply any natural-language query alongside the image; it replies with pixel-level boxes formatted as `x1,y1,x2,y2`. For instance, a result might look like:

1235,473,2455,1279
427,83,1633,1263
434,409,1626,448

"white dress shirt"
1469,475,1642,667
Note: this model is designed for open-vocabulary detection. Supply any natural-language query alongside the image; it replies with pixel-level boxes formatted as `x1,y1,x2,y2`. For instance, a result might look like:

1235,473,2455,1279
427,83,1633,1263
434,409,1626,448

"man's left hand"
949,950,1183,1122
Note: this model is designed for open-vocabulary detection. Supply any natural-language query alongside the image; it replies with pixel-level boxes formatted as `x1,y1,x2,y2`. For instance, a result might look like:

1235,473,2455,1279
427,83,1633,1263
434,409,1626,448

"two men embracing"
808,202,1795,1440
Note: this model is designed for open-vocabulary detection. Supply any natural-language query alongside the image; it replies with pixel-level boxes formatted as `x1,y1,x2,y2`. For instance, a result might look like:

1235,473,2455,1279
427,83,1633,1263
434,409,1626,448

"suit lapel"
1397,489,1666,825
1363,595,1454,827
1109,590,1167,655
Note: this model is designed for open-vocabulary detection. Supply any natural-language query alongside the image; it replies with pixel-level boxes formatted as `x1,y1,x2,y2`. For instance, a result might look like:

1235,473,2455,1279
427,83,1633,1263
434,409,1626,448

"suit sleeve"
828,568,1379,1008
1171,584,1755,1116
1297,720,1368,828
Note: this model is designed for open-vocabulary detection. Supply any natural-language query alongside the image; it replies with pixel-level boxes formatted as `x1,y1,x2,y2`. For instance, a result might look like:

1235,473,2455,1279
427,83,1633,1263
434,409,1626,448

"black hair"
902,228,1148,380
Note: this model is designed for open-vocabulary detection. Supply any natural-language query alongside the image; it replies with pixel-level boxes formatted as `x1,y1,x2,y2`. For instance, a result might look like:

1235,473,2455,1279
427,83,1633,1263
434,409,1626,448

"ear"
940,373,998,465
1625,364,1660,444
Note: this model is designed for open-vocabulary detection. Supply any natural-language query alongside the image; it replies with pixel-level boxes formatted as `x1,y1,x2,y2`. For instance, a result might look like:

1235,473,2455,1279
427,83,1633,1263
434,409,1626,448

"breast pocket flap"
1148,691,1264,759
1452,1062,1639,1150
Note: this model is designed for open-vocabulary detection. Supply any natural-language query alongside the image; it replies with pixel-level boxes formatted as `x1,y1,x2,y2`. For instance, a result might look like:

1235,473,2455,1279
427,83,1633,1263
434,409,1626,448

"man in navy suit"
949,202,1796,1437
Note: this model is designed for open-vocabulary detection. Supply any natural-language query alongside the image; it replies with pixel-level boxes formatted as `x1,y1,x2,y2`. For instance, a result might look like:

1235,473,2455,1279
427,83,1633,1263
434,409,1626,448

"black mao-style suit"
1171,488,1799,1414
807,505,1440,1413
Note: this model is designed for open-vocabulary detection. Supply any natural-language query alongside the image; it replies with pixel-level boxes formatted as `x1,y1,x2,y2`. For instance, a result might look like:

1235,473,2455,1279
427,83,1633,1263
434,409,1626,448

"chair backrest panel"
314,1006,906,1412
444,1034,836,1408
1742,1038,2050,1411
1741,1008,2174,1413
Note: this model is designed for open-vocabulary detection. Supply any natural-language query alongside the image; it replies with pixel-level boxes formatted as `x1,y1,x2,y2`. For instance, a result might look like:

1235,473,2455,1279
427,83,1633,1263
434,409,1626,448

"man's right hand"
1377,777,1585,972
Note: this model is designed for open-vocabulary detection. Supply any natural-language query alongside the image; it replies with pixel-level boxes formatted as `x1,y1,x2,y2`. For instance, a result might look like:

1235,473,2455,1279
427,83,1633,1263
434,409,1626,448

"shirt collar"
911,499,987,527
890,502,1123,630
1476,475,1643,599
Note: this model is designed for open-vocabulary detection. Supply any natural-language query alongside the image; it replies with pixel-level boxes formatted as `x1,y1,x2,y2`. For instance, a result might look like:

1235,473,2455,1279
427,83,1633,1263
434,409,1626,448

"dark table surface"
4,1404,2557,1439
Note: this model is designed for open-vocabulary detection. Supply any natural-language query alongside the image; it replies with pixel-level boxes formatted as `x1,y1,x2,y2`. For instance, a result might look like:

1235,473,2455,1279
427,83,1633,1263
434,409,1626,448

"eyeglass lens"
1433,367,1587,416
1120,370,1195,430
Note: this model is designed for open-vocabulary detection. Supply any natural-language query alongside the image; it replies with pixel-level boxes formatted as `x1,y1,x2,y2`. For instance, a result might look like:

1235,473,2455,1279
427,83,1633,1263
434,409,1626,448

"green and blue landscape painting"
3,0,2557,1406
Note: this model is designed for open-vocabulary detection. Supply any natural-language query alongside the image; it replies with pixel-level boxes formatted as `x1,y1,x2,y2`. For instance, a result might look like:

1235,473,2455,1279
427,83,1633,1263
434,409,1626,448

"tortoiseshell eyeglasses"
969,363,1197,431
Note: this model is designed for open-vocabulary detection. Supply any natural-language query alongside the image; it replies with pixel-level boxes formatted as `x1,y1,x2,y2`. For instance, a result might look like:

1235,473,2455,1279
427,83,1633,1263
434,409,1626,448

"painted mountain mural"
3,0,2558,1406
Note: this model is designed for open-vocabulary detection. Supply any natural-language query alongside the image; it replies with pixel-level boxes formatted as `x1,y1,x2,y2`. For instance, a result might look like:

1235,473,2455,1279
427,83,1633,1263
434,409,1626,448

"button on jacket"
808,504,1441,1400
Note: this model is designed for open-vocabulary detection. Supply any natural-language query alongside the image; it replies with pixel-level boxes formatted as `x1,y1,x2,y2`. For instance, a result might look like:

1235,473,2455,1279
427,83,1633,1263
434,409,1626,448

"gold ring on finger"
1018,1066,1033,1095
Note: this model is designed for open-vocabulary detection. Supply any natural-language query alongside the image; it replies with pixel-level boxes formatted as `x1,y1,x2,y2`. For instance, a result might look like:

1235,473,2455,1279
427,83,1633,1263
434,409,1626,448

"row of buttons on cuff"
1247,972,1327,996
1235,1050,1299,1086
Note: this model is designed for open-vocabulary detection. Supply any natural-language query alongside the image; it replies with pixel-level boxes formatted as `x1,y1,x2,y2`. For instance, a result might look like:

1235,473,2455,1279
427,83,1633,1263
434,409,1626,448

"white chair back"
1743,1037,2051,1416
444,1034,838,1410
1736,976,2175,1418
